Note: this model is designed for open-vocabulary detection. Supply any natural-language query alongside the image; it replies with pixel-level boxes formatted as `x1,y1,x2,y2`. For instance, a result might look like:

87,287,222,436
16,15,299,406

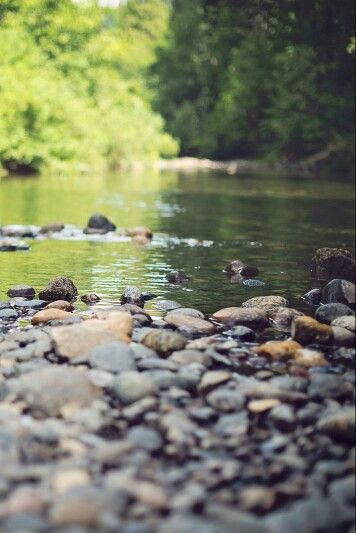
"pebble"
113,371,158,404
89,341,136,372
127,425,163,452
255,340,302,360
248,399,281,413
164,313,215,335
198,370,232,394
141,329,187,356
206,388,245,412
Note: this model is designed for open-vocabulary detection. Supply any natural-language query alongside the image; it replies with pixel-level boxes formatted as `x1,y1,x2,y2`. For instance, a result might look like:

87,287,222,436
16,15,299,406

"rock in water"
7,285,36,298
312,248,355,281
225,260,259,278
84,214,116,234
302,288,322,306
121,286,144,307
166,270,190,284
322,279,355,307
315,303,354,324
81,293,101,305
39,277,78,302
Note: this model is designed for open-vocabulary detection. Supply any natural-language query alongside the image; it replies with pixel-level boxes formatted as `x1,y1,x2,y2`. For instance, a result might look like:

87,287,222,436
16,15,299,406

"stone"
207,388,245,412
198,370,232,394
0,308,18,321
155,300,182,312
239,486,275,512
291,316,333,345
169,349,212,367
270,307,304,331
113,371,158,404
52,469,90,494
315,303,354,324
121,286,144,307
86,312,133,342
166,270,190,284
303,288,322,306
1,224,38,238
10,298,47,310
38,277,77,302
0,238,30,251
6,285,35,298
317,408,355,443
312,247,355,281
84,213,116,234
308,374,350,400
254,340,302,360
248,399,281,413
243,279,265,287
322,278,355,306
164,313,215,335
10,366,100,416
31,308,72,325
166,308,205,319
212,307,269,330
45,300,74,311
0,486,46,516
89,341,136,372
242,295,289,314
126,227,153,239
294,348,328,367
39,222,65,234
269,404,296,431
50,487,113,527
127,425,163,452
226,260,260,278
228,325,256,341
81,293,101,305
331,315,355,332
331,326,355,347
141,329,187,357
51,323,118,361
105,473,168,510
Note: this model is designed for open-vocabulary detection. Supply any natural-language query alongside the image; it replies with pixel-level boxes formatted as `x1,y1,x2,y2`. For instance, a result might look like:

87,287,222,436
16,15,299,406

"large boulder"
39,277,78,302
322,279,355,307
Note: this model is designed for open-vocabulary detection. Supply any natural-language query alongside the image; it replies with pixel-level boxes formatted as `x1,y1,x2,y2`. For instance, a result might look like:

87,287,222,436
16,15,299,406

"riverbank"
0,236,355,530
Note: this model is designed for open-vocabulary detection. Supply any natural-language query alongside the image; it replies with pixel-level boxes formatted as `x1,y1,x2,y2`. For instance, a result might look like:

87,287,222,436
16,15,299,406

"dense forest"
0,0,354,173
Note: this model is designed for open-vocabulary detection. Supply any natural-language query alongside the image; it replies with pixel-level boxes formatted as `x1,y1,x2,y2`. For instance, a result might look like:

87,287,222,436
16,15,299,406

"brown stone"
291,316,333,345
248,399,281,413
51,323,118,361
45,300,75,312
165,313,216,335
255,340,302,360
52,469,90,494
131,235,150,245
31,308,72,325
241,295,289,315
126,227,153,239
212,307,269,330
294,349,328,367
86,311,133,342
270,307,304,331
312,247,355,281
198,370,232,394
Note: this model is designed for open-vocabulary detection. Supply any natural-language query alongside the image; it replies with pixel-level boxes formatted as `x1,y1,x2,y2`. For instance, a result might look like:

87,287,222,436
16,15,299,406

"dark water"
0,171,354,315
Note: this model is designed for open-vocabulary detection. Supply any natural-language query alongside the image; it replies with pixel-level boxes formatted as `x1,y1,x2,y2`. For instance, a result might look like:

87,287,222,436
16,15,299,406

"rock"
212,307,269,330
0,308,18,321
243,279,265,287
131,234,151,245
31,308,72,325
0,238,30,251
52,323,118,361
164,313,215,335
0,486,46,517
40,223,65,234
81,293,101,305
331,326,355,347
322,279,355,306
241,295,289,315
127,425,163,452
50,487,113,527
248,399,281,413
105,473,168,510
317,407,355,443
52,469,90,494
121,286,144,307
312,247,355,281
166,308,205,319
294,348,328,367
126,227,153,239
226,260,259,278
10,298,47,310
89,341,136,373
239,486,276,513
38,277,77,302
155,300,182,312
291,316,333,345
1,224,38,237
254,340,302,360
207,388,245,412
308,374,350,400
269,404,296,431
166,270,190,284
6,285,35,298
87,312,133,342
198,370,232,394
45,300,74,312
331,315,355,332
315,303,354,324
10,366,100,416
228,325,256,341
84,213,116,234
141,330,187,356
303,288,322,306
169,349,212,367
270,307,304,331
113,371,158,403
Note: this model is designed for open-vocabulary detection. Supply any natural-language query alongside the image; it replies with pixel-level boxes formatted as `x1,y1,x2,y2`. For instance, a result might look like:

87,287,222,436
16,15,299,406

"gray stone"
331,326,355,347
141,329,187,357
113,371,158,404
322,279,355,306
89,342,136,373
269,404,296,432
0,308,18,321
315,303,354,324
7,285,36,298
207,388,245,412
127,426,163,452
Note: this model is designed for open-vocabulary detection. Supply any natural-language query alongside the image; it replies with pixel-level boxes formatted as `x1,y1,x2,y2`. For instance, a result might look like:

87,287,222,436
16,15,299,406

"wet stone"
166,269,190,284
121,286,144,307
312,247,355,282
166,307,205,319
0,308,18,321
164,313,216,335
226,325,256,341
84,213,116,234
155,300,182,312
81,293,101,305
242,295,289,314
206,388,245,412
212,307,269,330
331,315,355,332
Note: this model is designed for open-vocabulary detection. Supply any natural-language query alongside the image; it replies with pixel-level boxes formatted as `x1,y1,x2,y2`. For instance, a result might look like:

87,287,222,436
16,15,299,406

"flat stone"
89,341,136,372
155,300,182,312
294,348,328,367
10,298,47,310
141,329,187,357
207,388,245,412
212,307,269,330
51,323,118,361
198,370,232,394
241,295,289,314
248,399,281,413
0,308,18,321
315,303,354,324
164,313,215,335
255,340,302,360
169,349,212,367
45,300,75,311
9,366,101,416
7,285,35,298
31,308,72,325
113,371,158,404
291,316,333,345
166,307,205,319
52,469,90,494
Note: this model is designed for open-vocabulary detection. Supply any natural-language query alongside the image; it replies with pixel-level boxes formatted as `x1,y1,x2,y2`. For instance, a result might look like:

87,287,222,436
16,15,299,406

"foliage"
0,0,178,173
154,0,355,162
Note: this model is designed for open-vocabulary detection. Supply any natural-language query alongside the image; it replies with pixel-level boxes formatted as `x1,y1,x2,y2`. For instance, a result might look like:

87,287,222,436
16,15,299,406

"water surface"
0,171,354,315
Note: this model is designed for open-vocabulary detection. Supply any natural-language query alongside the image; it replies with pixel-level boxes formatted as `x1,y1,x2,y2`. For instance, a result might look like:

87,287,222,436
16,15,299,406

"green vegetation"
0,0,354,173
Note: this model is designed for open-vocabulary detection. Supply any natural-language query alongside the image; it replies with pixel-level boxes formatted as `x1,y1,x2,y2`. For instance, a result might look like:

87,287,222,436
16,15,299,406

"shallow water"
0,170,354,315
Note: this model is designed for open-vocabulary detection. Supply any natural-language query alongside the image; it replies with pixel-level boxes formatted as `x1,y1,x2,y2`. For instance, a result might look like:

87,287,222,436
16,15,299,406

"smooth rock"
198,370,232,394
113,371,158,404
269,404,296,431
39,222,65,234
228,325,256,341
303,288,322,306
127,425,163,452
84,213,116,234
248,398,281,413
312,247,355,281
207,388,245,412
291,316,333,345
331,315,356,332
51,323,119,361
226,260,259,278
164,313,215,335
254,340,302,360
0,308,18,321
331,326,355,347
166,270,190,284
81,293,101,305
166,308,205,319
45,300,75,311
141,329,187,357
38,277,77,302
126,227,153,239
0,238,30,251
212,307,269,330
52,469,90,494
31,308,72,325
317,407,355,443
270,307,304,331
242,295,289,314
155,300,182,312
315,303,354,324
322,278,355,306
169,349,212,367
294,348,328,367
89,341,136,373
7,285,35,298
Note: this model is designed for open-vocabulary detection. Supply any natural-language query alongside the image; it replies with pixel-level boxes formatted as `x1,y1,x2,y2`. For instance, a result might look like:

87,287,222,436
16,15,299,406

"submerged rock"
0,238,30,251
225,260,259,278
312,247,355,281
121,286,144,307
39,277,78,302
81,293,101,305
166,270,190,284
40,223,65,234
84,213,116,234
126,227,153,239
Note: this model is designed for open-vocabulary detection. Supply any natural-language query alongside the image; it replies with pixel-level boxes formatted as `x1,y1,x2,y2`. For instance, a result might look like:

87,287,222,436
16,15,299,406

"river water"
0,170,354,315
